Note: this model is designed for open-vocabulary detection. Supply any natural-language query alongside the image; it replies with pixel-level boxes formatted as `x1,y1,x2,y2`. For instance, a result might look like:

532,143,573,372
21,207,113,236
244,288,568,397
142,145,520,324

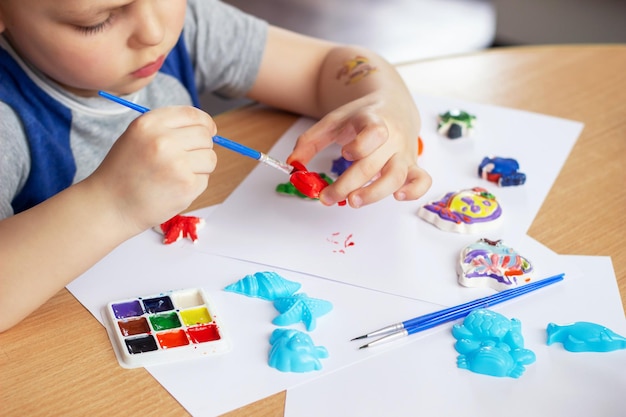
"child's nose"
130,1,165,46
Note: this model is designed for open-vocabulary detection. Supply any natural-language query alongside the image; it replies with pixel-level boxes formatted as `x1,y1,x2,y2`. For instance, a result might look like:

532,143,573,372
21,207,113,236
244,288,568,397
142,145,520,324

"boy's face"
0,0,187,96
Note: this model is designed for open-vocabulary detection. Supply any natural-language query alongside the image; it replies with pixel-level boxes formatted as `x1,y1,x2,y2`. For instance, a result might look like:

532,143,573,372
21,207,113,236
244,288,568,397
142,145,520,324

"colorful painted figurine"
276,173,333,199
331,156,352,177
268,329,329,373
478,156,526,187
546,321,626,352
277,160,346,205
417,187,502,233
458,238,533,291
452,309,536,378
437,109,476,139
288,161,331,199
154,214,204,244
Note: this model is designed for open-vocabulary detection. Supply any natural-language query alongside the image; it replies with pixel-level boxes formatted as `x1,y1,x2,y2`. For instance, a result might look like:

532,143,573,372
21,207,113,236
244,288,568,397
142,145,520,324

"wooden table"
2,45,624,417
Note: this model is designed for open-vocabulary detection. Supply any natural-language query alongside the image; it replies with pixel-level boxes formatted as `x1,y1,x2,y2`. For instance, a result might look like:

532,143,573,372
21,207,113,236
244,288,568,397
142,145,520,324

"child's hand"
87,106,216,233
287,94,431,208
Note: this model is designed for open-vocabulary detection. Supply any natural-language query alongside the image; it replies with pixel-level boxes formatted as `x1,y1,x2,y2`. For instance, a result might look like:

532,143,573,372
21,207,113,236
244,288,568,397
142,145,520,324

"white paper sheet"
67,206,452,416
285,255,626,417
67,222,624,417
63,95,605,417
194,95,583,306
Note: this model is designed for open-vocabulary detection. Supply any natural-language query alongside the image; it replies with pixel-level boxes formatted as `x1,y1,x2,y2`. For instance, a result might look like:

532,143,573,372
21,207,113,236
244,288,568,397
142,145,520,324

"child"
0,0,431,331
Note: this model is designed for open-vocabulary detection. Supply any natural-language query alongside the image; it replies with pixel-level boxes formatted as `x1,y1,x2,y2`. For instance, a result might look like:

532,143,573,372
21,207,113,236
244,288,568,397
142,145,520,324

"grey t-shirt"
0,0,267,219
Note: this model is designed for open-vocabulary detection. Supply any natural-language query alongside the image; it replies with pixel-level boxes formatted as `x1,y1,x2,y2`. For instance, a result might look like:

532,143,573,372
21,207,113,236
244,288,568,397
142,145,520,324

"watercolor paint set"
103,288,231,368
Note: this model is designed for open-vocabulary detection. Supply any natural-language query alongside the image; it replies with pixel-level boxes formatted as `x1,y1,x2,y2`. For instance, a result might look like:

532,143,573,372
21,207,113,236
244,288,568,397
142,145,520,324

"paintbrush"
98,91,293,175
354,273,564,349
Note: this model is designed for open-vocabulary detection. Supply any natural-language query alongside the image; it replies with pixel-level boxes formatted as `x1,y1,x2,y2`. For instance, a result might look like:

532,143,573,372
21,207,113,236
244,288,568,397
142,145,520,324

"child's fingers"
348,153,410,207
171,124,217,174
133,124,213,169
319,151,391,206
338,120,387,161
321,154,430,207
186,149,217,175
127,107,216,151
173,125,215,153
393,165,432,201
287,108,364,164
289,111,388,165
288,119,337,165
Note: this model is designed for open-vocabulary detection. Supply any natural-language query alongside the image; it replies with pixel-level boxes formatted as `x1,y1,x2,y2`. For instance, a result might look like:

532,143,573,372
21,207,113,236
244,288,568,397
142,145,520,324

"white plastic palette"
103,288,231,368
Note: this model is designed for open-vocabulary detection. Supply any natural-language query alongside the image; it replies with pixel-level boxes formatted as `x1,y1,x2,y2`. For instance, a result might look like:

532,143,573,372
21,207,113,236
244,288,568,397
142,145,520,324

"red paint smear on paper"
327,232,355,254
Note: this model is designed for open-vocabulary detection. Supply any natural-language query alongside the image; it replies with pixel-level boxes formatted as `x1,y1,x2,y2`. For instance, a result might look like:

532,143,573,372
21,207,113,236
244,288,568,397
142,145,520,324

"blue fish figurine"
546,321,626,352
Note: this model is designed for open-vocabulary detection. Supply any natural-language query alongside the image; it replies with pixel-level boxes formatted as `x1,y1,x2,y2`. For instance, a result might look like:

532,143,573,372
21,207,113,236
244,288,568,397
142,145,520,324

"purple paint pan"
103,288,231,368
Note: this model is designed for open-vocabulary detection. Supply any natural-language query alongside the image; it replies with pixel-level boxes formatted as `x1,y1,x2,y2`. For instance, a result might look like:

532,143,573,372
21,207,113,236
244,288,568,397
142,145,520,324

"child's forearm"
0,181,139,332
248,27,417,126
315,46,418,127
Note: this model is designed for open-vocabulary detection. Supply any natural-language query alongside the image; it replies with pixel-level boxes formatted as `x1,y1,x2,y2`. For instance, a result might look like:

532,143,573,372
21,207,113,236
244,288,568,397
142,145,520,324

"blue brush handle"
98,91,262,161
99,91,150,113
212,135,261,160
404,273,564,334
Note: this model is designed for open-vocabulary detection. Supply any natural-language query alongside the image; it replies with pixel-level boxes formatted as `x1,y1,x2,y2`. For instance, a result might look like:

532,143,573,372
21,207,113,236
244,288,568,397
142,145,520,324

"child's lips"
132,55,165,78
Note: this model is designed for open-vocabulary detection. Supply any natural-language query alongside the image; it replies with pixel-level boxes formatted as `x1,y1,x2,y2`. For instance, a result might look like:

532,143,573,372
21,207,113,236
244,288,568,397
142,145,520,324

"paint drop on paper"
327,232,355,254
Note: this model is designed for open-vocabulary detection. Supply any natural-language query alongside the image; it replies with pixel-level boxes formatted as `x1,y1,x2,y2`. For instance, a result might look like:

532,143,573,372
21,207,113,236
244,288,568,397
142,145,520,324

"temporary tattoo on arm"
336,56,378,85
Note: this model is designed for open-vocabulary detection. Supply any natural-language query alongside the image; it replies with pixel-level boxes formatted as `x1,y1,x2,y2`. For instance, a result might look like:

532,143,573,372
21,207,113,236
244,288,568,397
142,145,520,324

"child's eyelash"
76,16,114,35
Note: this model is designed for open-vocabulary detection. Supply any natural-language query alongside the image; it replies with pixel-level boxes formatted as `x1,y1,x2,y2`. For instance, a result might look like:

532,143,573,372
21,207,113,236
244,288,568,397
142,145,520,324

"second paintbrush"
354,273,564,349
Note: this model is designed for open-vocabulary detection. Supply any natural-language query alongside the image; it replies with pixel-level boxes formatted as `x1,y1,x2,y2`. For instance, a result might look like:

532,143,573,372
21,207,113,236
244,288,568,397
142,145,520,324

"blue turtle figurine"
452,309,536,378
546,321,626,352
